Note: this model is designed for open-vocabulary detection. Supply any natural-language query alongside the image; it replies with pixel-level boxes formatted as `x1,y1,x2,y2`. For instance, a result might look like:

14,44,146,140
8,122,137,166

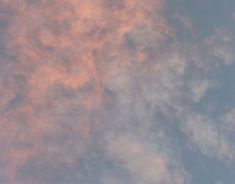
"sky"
0,0,235,184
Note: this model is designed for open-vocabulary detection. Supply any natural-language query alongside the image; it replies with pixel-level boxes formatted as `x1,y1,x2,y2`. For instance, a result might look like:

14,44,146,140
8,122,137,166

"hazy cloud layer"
0,0,235,184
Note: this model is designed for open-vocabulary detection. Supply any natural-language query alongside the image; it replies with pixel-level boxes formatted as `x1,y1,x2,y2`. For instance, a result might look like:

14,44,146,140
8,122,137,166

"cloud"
180,113,235,161
0,0,177,183
188,79,209,102
206,28,235,65
221,108,235,133
1,0,234,183
105,134,188,184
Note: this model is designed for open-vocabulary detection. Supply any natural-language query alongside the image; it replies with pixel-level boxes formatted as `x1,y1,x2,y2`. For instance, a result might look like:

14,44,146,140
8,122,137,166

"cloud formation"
206,28,235,65
0,0,235,184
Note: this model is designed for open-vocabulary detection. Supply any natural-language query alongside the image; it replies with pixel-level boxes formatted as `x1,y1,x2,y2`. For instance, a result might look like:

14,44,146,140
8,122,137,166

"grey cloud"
206,28,235,65
180,113,235,161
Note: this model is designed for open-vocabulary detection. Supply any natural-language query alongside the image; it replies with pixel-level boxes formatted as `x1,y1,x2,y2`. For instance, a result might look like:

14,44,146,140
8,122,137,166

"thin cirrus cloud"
0,0,235,184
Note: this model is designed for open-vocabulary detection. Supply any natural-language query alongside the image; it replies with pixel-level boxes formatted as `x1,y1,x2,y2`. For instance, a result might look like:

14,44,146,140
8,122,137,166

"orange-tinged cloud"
0,0,173,183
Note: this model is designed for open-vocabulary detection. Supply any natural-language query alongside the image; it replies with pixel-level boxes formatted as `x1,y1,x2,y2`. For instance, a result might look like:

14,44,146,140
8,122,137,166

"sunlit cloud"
0,0,235,184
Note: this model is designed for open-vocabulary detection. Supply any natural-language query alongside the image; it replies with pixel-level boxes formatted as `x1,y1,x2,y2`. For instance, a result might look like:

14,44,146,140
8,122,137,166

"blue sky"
0,0,235,183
